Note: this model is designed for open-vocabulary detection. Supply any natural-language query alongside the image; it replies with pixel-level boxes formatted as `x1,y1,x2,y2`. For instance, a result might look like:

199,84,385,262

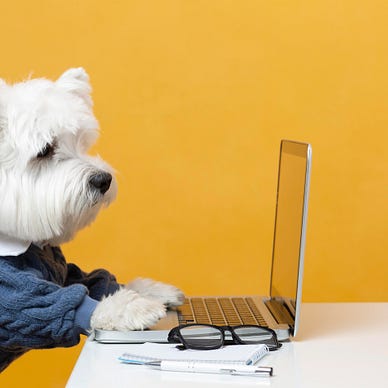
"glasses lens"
234,326,277,347
179,325,223,349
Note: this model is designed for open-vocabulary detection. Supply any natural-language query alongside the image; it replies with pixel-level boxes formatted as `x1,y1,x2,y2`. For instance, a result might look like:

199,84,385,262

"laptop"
94,139,312,343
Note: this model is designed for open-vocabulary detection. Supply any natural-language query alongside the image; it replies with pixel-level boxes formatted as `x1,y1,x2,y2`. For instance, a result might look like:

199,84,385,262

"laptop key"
191,298,211,324
218,298,242,326
245,298,268,327
232,298,258,325
204,298,226,326
177,299,195,324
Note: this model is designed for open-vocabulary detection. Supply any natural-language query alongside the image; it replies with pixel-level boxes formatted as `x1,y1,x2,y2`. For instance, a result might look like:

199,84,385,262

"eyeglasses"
167,324,282,351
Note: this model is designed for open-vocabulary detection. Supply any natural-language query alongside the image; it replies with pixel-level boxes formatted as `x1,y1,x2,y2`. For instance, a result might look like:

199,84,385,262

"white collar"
0,232,31,256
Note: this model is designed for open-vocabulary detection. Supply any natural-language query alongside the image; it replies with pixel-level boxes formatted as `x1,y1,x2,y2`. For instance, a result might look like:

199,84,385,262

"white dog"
0,68,183,371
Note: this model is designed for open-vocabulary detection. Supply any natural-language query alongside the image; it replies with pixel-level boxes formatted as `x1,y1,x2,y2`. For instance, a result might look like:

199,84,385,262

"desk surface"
67,303,388,388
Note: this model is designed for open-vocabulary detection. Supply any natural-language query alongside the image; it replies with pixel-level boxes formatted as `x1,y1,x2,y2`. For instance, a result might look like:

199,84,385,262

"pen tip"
144,361,161,367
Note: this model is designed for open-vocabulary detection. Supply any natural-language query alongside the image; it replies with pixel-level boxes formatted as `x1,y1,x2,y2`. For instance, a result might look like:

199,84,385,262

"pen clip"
219,368,272,377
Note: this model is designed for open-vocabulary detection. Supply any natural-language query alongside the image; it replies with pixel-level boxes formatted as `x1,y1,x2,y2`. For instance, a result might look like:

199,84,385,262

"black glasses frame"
167,323,282,351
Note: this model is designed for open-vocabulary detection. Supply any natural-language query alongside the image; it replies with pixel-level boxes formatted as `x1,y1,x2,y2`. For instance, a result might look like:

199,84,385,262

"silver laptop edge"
293,143,311,337
268,140,312,338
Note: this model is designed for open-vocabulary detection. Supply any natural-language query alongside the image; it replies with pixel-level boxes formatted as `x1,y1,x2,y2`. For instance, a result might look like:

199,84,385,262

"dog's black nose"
89,172,112,195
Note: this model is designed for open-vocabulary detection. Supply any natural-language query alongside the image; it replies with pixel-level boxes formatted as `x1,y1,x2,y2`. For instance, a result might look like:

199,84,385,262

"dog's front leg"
90,288,167,331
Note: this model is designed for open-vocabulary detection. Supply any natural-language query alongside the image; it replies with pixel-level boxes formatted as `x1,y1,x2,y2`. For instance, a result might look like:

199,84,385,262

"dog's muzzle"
89,172,112,195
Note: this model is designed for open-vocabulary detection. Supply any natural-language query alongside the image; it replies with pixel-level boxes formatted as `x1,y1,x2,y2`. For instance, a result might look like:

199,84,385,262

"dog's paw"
126,278,185,307
90,288,166,331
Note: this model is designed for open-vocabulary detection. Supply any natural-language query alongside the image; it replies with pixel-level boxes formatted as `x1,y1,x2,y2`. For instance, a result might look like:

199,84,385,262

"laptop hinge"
265,299,294,326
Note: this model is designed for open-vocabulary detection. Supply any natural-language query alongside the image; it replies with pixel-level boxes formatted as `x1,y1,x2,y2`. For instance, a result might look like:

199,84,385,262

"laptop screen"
269,140,311,333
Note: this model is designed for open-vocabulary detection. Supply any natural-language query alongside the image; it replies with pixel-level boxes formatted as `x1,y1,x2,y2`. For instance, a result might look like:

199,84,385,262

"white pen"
145,360,273,377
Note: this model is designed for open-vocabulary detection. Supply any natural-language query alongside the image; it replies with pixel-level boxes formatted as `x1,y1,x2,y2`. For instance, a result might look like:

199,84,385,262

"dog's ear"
56,68,92,106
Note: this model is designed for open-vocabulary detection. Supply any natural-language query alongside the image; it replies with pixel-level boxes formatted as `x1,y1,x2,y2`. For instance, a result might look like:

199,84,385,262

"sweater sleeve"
0,260,92,350
65,263,121,301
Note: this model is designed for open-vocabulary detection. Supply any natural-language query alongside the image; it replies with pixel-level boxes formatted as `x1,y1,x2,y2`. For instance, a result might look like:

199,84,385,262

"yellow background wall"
1,0,387,386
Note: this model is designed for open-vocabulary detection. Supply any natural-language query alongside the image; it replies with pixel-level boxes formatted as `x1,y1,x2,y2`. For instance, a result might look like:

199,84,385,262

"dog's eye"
37,142,56,159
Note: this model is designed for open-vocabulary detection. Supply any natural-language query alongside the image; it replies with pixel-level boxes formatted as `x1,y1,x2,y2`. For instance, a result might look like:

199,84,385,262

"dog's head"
0,68,117,245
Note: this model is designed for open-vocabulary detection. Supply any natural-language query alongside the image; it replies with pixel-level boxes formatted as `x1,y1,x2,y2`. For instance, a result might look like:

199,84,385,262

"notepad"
119,343,269,366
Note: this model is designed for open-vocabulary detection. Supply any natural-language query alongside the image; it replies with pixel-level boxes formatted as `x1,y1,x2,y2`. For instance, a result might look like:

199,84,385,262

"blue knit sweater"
0,243,120,372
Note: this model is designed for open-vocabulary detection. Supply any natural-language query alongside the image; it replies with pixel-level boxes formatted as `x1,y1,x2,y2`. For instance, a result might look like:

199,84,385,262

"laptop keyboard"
177,297,268,327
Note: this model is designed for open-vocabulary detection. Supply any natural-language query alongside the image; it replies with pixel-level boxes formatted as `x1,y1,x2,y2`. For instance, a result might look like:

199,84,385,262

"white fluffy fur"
90,288,167,331
126,277,185,307
0,68,183,332
90,279,184,331
0,67,116,245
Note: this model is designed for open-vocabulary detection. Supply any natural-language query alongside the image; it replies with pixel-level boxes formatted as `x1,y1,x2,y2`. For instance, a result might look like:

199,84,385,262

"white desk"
67,303,388,388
